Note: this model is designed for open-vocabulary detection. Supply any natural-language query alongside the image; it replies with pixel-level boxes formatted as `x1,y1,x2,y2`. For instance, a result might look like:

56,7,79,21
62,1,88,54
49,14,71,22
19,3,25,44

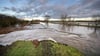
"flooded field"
0,22,100,56
46,22,100,56
0,0,100,56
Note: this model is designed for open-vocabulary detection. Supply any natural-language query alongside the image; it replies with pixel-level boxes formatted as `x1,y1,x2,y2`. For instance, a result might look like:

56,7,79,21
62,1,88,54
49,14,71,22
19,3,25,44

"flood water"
43,22,100,56
0,22,100,56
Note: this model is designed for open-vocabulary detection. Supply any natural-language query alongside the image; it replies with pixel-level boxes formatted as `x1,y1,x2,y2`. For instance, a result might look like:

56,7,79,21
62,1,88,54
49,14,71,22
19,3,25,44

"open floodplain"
0,23,100,56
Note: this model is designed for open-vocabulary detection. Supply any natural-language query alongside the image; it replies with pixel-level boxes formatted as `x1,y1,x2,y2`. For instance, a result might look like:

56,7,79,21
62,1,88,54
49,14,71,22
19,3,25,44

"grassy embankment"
3,40,84,56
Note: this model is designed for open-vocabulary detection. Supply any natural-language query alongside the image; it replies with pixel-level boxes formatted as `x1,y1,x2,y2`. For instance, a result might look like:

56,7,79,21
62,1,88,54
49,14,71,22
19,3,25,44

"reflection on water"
44,22,100,56
48,23,99,35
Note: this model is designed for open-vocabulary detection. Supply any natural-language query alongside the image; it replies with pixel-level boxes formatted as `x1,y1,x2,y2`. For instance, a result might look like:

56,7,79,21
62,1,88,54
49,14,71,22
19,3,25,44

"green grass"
6,40,84,56
51,42,84,56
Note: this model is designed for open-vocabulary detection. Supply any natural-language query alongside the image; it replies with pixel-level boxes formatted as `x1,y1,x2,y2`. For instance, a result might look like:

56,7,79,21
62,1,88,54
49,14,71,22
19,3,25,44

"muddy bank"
0,27,25,34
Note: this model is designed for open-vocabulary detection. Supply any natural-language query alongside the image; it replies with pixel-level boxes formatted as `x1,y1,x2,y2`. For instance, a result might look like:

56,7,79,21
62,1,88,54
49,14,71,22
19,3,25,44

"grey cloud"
8,0,69,18
39,0,48,4
7,0,100,18
80,0,100,10
66,0,100,17
90,0,100,10
81,0,95,4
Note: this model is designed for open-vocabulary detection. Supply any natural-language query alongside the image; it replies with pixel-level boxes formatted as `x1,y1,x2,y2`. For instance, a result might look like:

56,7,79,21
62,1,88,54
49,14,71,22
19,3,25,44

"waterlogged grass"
6,40,84,56
51,42,83,56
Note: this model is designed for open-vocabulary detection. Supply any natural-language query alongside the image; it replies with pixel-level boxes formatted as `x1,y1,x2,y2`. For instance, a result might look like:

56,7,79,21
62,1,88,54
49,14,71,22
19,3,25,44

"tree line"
0,14,29,27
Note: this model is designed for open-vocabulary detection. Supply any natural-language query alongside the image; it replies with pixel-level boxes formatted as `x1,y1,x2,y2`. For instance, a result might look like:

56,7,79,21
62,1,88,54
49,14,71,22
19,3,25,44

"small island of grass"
5,40,84,56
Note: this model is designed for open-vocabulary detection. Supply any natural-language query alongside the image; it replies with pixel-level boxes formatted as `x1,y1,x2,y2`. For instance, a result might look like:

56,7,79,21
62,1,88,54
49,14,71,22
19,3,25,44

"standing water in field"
0,23,100,56
46,23,100,56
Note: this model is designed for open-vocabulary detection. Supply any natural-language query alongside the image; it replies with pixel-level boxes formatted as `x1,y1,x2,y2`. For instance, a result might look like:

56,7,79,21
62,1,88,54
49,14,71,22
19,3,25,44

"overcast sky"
0,0,100,18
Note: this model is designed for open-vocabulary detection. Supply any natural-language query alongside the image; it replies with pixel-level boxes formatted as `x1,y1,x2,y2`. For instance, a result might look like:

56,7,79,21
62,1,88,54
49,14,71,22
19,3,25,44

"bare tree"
92,14,100,32
44,15,50,22
61,14,67,25
44,15,50,28
92,15,100,26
